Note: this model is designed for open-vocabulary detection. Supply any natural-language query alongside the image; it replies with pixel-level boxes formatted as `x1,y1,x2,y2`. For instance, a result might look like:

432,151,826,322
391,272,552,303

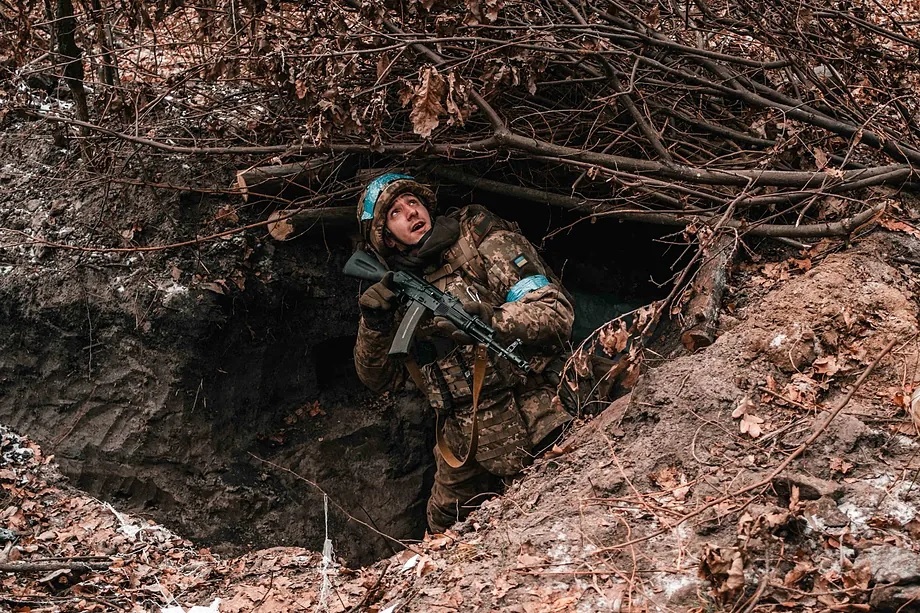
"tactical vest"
406,205,567,476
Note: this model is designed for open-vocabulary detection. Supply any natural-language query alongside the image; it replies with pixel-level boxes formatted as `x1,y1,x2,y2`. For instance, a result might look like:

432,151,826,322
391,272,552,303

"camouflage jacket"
353,205,574,474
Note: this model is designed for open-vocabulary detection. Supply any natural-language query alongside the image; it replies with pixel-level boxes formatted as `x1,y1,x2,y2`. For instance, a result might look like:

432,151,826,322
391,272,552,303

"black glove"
434,302,494,345
359,272,398,331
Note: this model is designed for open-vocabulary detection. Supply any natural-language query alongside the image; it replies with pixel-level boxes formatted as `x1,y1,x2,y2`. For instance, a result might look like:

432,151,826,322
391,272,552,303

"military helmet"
357,173,437,255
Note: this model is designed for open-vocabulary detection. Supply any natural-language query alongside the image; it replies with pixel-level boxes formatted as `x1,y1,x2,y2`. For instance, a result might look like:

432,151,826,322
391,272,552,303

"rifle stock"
342,249,387,283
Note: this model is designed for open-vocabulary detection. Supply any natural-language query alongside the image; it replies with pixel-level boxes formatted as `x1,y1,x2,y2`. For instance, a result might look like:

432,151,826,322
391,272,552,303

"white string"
318,494,334,612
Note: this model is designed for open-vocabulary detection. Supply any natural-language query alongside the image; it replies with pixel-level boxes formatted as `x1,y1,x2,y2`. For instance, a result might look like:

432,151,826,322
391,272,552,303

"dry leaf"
200,281,226,295
599,320,629,356
294,79,307,100
416,555,436,577
783,561,815,587
376,53,391,81
544,442,574,459
215,205,239,226
829,457,853,474
813,356,840,377
732,395,756,419
725,555,745,592
426,534,452,550
814,147,828,169
464,0,502,23
401,553,420,571
516,553,544,568
551,596,579,611
673,478,691,502
784,373,819,407
445,72,472,127
765,374,777,391
739,413,764,438
699,545,746,600
879,216,920,239
649,465,679,490
408,66,447,138
841,564,872,590
491,575,517,599
789,484,801,512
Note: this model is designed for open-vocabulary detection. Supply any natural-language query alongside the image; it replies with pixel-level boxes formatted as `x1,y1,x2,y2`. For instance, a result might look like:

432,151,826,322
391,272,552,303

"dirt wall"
0,236,434,567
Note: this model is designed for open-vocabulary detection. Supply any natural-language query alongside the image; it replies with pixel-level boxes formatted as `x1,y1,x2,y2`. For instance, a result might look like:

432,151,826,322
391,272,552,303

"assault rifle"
344,249,532,373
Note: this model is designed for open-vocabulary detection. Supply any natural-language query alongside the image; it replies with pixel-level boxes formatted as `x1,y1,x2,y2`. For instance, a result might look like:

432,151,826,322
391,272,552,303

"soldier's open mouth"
412,221,426,232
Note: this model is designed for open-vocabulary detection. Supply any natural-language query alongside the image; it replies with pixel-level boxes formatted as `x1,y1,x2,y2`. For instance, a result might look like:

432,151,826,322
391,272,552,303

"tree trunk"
55,0,89,126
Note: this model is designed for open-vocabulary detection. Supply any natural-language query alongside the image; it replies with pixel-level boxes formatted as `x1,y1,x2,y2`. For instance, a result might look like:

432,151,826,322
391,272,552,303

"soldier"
353,173,575,534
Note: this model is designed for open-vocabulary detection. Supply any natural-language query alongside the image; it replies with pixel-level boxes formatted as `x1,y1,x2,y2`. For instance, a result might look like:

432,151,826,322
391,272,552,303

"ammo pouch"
443,391,532,477
420,348,510,411
413,349,532,476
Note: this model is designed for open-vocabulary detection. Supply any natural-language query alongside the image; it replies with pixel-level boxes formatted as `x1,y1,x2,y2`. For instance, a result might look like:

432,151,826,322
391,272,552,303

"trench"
0,194,678,568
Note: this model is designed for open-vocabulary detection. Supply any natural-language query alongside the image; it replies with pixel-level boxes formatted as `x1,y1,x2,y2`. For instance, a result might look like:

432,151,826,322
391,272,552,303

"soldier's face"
384,193,431,248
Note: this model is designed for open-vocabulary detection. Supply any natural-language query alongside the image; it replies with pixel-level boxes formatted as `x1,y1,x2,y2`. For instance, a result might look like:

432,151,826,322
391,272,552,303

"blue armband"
506,275,550,302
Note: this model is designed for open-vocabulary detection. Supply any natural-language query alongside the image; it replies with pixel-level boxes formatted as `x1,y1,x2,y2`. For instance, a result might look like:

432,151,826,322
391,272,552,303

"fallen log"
680,233,737,352
236,156,344,203
267,206,355,240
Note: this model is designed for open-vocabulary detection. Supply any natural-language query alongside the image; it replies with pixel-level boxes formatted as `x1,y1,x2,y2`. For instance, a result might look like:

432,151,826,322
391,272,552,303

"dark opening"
313,335,360,392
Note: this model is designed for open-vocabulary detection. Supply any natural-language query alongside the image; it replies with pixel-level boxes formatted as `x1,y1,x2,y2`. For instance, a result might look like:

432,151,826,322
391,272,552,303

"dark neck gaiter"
387,216,460,274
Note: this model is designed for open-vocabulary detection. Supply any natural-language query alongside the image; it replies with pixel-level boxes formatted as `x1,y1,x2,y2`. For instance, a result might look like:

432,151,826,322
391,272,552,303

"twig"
253,571,275,610
345,562,391,613
736,565,773,613
0,560,112,572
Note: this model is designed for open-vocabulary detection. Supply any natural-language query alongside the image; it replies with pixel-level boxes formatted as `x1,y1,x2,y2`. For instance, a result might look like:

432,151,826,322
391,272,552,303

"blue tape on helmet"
506,275,550,302
360,173,414,221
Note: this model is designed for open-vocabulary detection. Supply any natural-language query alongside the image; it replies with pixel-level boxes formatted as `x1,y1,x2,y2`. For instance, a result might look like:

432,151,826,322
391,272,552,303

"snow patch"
656,573,696,598
839,473,920,532
838,501,868,531
160,599,221,613
770,333,787,347
162,281,189,305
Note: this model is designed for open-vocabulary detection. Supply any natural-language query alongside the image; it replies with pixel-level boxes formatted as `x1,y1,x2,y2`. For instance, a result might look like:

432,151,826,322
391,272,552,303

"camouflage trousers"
427,446,502,534
426,385,571,533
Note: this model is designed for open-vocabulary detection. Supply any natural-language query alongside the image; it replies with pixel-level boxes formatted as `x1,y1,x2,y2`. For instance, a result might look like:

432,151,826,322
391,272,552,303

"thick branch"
499,132,916,188
426,167,887,238
0,560,111,572
681,233,737,351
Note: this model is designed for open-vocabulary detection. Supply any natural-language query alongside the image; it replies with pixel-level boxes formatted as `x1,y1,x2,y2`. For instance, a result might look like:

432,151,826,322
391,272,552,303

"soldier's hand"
359,273,398,331
434,302,494,345
359,272,397,311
